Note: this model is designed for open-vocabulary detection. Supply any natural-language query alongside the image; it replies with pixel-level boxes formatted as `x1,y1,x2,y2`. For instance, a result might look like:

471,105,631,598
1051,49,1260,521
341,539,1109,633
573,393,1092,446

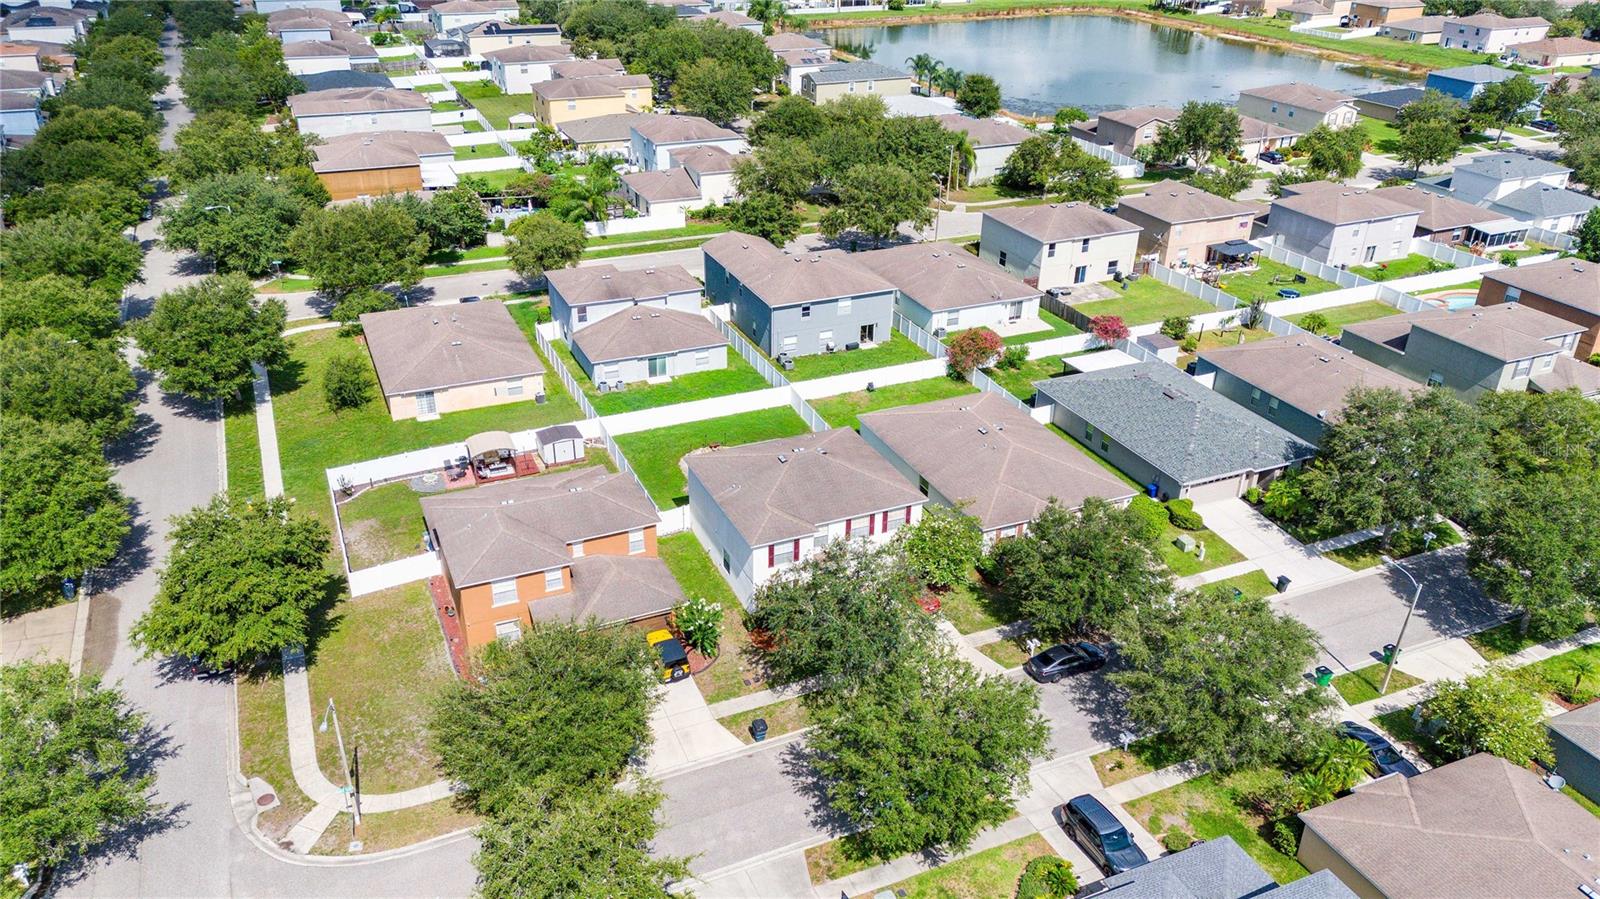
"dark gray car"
1059,794,1149,875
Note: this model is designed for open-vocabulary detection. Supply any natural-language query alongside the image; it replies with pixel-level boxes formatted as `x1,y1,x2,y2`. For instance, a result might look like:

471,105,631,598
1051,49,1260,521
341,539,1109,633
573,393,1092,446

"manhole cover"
256,793,276,807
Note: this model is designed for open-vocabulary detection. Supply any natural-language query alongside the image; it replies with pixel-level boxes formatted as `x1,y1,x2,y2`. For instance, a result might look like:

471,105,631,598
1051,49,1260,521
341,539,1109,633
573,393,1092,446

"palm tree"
1570,657,1597,700
1311,736,1376,794
905,53,939,94
371,4,397,32
933,66,964,98
746,0,784,32
946,130,975,192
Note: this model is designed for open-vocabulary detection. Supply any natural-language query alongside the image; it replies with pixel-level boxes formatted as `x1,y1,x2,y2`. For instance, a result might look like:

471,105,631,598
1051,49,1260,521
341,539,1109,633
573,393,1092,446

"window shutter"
791,539,800,562
845,518,852,536
767,544,775,567
904,506,912,523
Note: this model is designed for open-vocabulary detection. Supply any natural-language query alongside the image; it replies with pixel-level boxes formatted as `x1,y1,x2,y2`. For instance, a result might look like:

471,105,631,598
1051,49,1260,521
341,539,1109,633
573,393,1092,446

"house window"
801,304,811,318
838,299,852,315
721,549,731,572
1270,103,1279,113
416,391,437,415
1085,424,1095,441
494,620,522,642
566,100,577,110
502,379,524,396
571,541,584,558
998,251,1008,267
695,350,710,366
1287,109,1295,118
1267,397,1280,415
1427,371,1444,387
491,579,518,607
917,475,929,496
1390,240,1402,256
1047,242,1056,258
1513,357,1533,378
1106,260,1117,275
543,569,563,591
602,365,620,382
782,334,798,351
791,539,801,562
848,82,855,92
628,529,645,555
577,306,588,323
1251,388,1261,404
945,311,959,327
1080,238,1090,252
1505,286,1521,303
767,543,776,567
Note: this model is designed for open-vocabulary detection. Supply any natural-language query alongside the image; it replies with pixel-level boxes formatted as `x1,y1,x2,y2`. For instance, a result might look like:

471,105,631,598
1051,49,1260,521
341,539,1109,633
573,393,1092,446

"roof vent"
450,340,462,346
777,454,788,464
956,262,966,268
630,314,642,320
977,426,988,435
1317,355,1331,363
600,274,611,279
1161,387,1181,400
1317,409,1327,419
649,311,660,318
817,448,827,455
431,318,440,325
645,268,655,274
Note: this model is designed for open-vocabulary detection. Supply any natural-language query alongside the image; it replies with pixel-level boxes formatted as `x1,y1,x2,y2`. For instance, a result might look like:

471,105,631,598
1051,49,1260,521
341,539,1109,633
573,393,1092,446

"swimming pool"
1420,290,1479,311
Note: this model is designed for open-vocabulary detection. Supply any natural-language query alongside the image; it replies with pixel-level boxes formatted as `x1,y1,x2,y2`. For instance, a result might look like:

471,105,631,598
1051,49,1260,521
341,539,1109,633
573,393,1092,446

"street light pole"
319,698,361,829
1378,538,1432,695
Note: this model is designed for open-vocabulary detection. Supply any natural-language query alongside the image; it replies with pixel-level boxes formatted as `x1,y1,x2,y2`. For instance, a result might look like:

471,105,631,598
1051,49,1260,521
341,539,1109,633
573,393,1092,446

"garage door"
1185,473,1243,504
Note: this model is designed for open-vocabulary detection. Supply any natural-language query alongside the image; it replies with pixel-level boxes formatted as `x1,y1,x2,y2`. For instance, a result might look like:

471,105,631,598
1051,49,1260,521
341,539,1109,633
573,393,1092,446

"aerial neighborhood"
7,0,1600,896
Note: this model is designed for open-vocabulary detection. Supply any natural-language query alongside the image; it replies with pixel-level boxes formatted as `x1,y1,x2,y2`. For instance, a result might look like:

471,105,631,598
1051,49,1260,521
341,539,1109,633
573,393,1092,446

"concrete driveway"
1012,667,1130,760
1193,499,1349,590
644,678,744,776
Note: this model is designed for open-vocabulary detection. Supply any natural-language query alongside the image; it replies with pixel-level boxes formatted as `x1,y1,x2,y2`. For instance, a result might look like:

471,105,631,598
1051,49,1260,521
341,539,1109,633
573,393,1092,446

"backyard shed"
536,424,584,466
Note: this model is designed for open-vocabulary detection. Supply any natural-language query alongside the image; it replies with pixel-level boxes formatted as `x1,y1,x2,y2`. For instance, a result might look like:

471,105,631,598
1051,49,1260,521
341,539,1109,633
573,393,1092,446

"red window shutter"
905,506,912,523
767,544,775,567
791,539,800,562
845,518,852,536
868,514,876,536
881,511,889,531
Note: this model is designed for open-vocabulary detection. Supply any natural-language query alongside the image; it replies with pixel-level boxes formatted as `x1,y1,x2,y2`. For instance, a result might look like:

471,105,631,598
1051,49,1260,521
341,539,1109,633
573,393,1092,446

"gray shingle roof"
935,113,1033,147
1090,835,1357,899
311,130,452,173
359,302,544,396
1344,302,1581,362
1457,152,1572,181
804,60,910,85
1032,362,1316,485
1271,188,1419,227
622,167,701,203
1548,696,1600,756
546,263,702,305
1492,184,1600,219
571,306,726,364
558,111,655,145
984,202,1140,243
288,87,429,116
701,231,894,309
296,70,393,92
1429,63,1518,85
848,241,1038,313
630,114,740,144
1239,82,1354,113
859,392,1134,531
482,43,574,63
1370,184,1509,231
1533,354,1600,397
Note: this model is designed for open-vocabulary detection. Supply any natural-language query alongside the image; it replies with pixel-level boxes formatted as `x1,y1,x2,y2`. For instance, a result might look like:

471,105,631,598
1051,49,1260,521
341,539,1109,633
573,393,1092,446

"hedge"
1128,494,1166,542
1015,856,1078,899
1167,498,1205,530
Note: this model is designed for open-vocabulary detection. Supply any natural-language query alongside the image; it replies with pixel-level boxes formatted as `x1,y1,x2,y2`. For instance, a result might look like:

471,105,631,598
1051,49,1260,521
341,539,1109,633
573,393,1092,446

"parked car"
1259,150,1285,164
1530,119,1558,133
1337,720,1420,778
459,295,480,303
648,629,690,683
1023,642,1107,684
1058,794,1149,875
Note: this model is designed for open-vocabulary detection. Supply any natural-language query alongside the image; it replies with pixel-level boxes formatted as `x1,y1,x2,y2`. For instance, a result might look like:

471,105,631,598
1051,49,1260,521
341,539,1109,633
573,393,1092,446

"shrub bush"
998,345,1029,370
1180,336,1199,354
672,595,722,656
322,351,374,412
1244,485,1262,504
1015,856,1077,899
1162,829,1192,853
947,327,1003,376
1166,498,1204,530
489,217,505,233
1127,495,1166,541
1271,820,1300,857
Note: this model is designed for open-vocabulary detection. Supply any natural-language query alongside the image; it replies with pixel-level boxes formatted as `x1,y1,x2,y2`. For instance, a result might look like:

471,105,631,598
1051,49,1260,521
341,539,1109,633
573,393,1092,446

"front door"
1073,265,1088,284
860,323,875,343
647,355,668,378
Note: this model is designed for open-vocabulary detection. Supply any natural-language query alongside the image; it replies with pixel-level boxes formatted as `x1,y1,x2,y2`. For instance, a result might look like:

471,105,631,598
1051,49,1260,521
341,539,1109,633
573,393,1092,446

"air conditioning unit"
932,327,947,338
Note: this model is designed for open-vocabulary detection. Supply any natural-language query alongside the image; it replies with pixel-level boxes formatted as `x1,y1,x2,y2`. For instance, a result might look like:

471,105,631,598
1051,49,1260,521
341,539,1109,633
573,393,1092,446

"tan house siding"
805,76,911,104
454,564,571,648
577,526,657,558
1477,279,1600,357
1296,827,1384,899
533,91,644,127
1352,2,1422,27
382,374,543,421
317,165,422,201
1097,117,1168,159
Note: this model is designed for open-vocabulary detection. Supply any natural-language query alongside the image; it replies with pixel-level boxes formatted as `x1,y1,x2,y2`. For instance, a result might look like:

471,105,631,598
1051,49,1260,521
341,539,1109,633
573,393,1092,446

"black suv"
1023,642,1107,683
1059,794,1149,875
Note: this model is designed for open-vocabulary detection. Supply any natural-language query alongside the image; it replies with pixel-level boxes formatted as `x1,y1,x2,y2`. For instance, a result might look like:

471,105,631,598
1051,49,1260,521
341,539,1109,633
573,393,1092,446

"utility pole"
320,698,360,831
1378,534,1433,695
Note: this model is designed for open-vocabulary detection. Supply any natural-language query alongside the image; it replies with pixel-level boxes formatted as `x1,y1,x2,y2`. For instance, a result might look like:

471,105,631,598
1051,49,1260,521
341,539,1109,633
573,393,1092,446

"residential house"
935,114,1033,182
1507,35,1600,67
1423,152,1571,204
1479,257,1600,357
359,302,546,421
1379,15,1446,43
1441,12,1550,52
1033,361,1316,501
0,89,41,140
1230,0,1298,17
550,58,627,80
287,87,433,138
686,429,927,603
702,231,898,356
266,8,354,43
484,44,575,94
1194,335,1423,444
1350,0,1423,29
1114,180,1258,268
694,8,762,31
255,0,342,13
1077,105,1178,159
1280,1,1342,27
0,41,41,70
800,61,913,104
669,143,744,204
557,111,655,156
629,114,744,170
423,467,678,649
1368,184,1525,246
1092,836,1356,899
1298,753,1600,899
767,32,830,93
429,0,518,34
978,203,1141,290
0,67,55,97
1549,702,1600,807
1487,182,1600,233
849,241,1041,335
310,130,454,200
570,306,729,385
1238,113,1302,158
423,35,468,58
1351,86,1428,121
619,166,702,219
1237,83,1359,130
546,263,705,337
1266,184,1421,265
453,20,562,56
858,393,1135,541
282,39,380,75
1341,303,1596,398
764,32,830,55
297,69,393,92
530,74,651,127
883,93,960,117
1422,63,1524,101
2,7,90,43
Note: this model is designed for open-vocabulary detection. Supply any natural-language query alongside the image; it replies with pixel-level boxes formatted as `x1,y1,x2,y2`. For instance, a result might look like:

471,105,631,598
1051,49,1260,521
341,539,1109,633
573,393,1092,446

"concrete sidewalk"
1193,499,1350,590
252,362,285,499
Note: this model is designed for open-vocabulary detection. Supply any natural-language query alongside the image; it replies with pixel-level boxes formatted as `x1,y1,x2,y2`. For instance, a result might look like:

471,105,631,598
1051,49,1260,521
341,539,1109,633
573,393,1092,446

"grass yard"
236,662,316,842
1331,664,1423,705
659,532,767,704
459,83,531,130
721,695,809,745
1287,300,1403,337
781,331,931,381
1465,619,1537,661
307,582,455,794
1349,253,1454,282
1091,732,1189,788
982,355,1068,404
978,636,1031,669
411,82,447,93
1071,278,1215,326
224,395,263,498
949,309,1081,346
1499,241,1558,260
806,835,882,885
809,375,977,429
1359,116,1402,156
335,482,426,570
1047,423,1142,490
452,143,507,160
614,406,810,508
1325,521,1462,571
464,167,530,193
856,834,1058,899
547,338,772,416
1159,521,1245,577
936,570,1020,635
1564,785,1600,820
583,235,720,260
311,799,480,856
1372,704,1451,767
1124,768,1308,885
1205,569,1279,602
267,329,583,526
1179,325,1274,368
1514,642,1600,705
587,220,729,246
1216,259,1341,305
430,100,466,112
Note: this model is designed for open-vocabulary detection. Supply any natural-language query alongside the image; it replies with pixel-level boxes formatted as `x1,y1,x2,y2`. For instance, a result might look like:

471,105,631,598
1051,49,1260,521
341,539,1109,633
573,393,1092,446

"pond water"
824,15,1415,116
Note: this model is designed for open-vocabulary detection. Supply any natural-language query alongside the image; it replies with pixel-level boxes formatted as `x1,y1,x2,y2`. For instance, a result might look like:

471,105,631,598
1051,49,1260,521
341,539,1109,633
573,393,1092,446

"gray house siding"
1194,361,1329,446
1342,328,1525,399
571,342,728,384
548,283,703,338
1047,403,1172,497
1552,729,1600,805
706,254,895,356
687,468,760,605
858,421,943,503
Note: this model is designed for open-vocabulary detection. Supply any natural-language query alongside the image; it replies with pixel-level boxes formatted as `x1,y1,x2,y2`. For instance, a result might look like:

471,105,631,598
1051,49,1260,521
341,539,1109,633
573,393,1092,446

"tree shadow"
298,578,350,669
105,371,162,465
266,354,308,396
157,385,220,423
1382,546,1507,640
171,253,214,278
93,512,153,597
1065,663,1135,749
777,740,851,838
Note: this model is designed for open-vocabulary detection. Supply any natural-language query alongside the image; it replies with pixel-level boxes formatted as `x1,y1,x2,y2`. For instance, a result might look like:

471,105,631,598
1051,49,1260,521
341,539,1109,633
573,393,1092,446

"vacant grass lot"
1331,664,1423,705
1287,300,1402,336
1217,259,1341,304
1072,278,1215,325
547,338,772,416
781,332,932,380
311,800,480,856
659,532,767,704
859,834,1058,899
1125,768,1308,885
1350,253,1453,282
614,406,810,508
810,375,977,429
1205,569,1279,602
336,482,426,570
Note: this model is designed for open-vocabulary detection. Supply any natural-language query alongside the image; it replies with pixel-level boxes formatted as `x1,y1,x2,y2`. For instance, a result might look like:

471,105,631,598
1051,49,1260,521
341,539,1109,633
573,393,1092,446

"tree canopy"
506,212,588,282
287,199,428,297
672,57,753,125
167,111,319,189
0,212,143,294
0,276,123,344
819,163,935,245
133,275,289,402
996,133,1120,205
1394,89,1465,177
1419,668,1552,766
1151,101,1242,169
161,172,315,277
0,329,137,444
1294,123,1367,181
956,73,1002,118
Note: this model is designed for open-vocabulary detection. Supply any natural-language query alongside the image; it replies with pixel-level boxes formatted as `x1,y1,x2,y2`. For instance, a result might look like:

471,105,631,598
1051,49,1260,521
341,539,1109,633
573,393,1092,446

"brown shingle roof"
281,39,377,59
1298,754,1600,898
267,7,351,27
359,302,544,396
1240,82,1355,113
572,306,726,364
859,393,1134,531
1199,335,1421,422
1099,105,1179,129
701,231,894,309
311,130,452,173
1507,36,1600,56
558,111,654,144
551,58,625,79
433,0,519,13
765,32,828,52
1271,188,1419,226
483,43,574,63
1370,184,1509,231
699,9,759,26
526,554,684,624
1239,113,1300,142
935,113,1032,147
1533,354,1600,396
984,202,1141,244
546,263,702,305
288,87,429,116
1485,257,1600,316
686,429,925,545
631,114,740,145
1118,180,1258,225
622,167,701,203
1448,12,1550,28
422,467,658,587
670,143,741,175
849,241,1038,313
530,74,649,100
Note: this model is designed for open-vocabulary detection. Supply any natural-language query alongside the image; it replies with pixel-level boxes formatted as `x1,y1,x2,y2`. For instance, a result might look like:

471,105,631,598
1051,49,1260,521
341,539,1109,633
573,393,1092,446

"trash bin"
749,718,768,742
1314,666,1334,688
1275,574,1292,594
1382,643,1398,665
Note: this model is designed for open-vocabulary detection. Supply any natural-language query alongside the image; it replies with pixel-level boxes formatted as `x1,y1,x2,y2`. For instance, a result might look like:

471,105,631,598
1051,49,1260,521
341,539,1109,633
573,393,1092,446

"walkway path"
643,679,745,776
1192,498,1351,591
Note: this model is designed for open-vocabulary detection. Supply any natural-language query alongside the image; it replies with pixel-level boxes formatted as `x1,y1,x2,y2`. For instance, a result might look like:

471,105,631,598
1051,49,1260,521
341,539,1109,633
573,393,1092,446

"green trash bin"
1314,666,1334,688
1382,643,1398,665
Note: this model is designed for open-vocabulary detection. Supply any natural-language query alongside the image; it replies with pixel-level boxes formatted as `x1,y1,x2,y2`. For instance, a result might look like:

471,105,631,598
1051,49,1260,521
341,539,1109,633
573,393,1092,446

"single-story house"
1368,184,1524,245
558,111,656,157
936,114,1033,182
858,392,1135,540
1093,835,1356,899
1114,180,1258,269
429,0,518,34
702,231,898,356
629,114,745,170
1077,105,1178,159
1266,183,1421,265
1195,335,1422,444
1350,86,1428,121
0,88,41,139
1350,0,1423,29
978,203,1141,290
266,8,354,43
570,306,729,386
1423,63,1524,101
282,38,379,76
1237,82,1359,130
693,8,761,31
800,61,913,104
1549,702,1600,807
619,166,702,218
546,262,705,337
686,428,927,602
1298,753,1600,899
1379,14,1446,43
1440,12,1550,53
422,467,674,648
1507,35,1600,67
849,240,1041,335
310,130,453,200
453,20,563,56
1341,302,1591,398
1279,1,1341,27
1478,257,1600,357
1033,361,1317,501
286,87,433,138
485,43,575,94
359,302,546,421
531,73,651,127
1237,113,1301,158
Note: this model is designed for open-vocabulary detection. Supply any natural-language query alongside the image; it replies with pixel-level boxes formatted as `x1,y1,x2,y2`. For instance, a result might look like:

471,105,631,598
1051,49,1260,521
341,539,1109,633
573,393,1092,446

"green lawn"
613,406,811,508
587,220,729,246
659,532,767,704
1092,731,1189,787
1359,115,1403,156
453,143,507,160
1125,768,1309,885
778,331,932,381
411,82,447,93
1564,785,1600,820
336,481,426,570
547,337,772,416
456,120,486,133
1349,253,1454,282
809,375,977,429
861,834,1059,899
978,637,1030,668
461,84,532,130
1047,423,1142,490
267,328,583,526
1216,259,1341,305
1331,664,1423,705
430,100,466,113
1205,569,1279,602
1372,704,1451,767
224,395,263,499
948,309,1081,346
311,799,480,856
452,80,500,99
236,662,315,841
584,235,721,260
462,167,528,192
1071,278,1216,325
1180,325,1274,368
982,355,1068,404
936,570,1020,635
1325,521,1462,571
1159,521,1245,577
1465,619,1537,661
1287,300,1403,337
1514,642,1600,705
721,696,809,745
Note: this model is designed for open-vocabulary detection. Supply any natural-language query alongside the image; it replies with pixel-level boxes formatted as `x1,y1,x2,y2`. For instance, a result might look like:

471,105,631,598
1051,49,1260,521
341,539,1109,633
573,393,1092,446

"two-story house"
800,61,913,104
1114,180,1258,268
286,87,433,138
702,231,898,357
1368,183,1524,247
266,7,354,43
978,203,1141,290
282,38,380,76
429,0,519,34
547,263,726,385
531,73,652,127
547,263,705,336
1237,83,1359,130
453,20,563,56
310,130,454,200
767,31,831,93
686,429,926,603
1266,182,1421,265
1351,0,1424,29
485,43,575,94
1074,105,1178,159
1478,258,1600,359
1428,153,1571,204
1506,36,1600,68
936,114,1033,182
423,467,680,649
1440,12,1549,52
629,115,745,170
849,241,1042,335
